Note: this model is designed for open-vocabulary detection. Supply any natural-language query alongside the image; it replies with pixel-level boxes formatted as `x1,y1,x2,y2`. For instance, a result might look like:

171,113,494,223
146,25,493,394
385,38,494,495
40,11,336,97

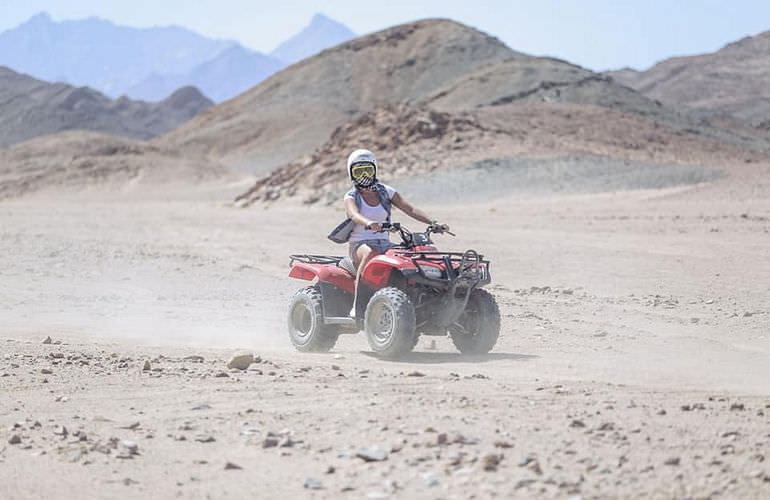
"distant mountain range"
0,12,355,102
0,66,212,147
270,13,355,63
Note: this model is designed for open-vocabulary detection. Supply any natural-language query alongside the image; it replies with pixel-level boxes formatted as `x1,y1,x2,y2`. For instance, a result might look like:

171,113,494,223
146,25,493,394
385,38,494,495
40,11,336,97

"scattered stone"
263,436,280,448
407,371,425,377
120,440,139,456
53,425,68,437
356,446,389,462
482,453,503,471
8,434,21,445
42,336,52,344
227,354,254,370
119,422,141,430
494,440,514,449
191,403,211,411
569,419,586,428
304,477,323,490
657,409,667,415
184,355,205,362
664,457,681,466
195,435,216,443
214,372,230,378
41,368,53,375
224,461,242,470
142,360,151,371
730,403,745,411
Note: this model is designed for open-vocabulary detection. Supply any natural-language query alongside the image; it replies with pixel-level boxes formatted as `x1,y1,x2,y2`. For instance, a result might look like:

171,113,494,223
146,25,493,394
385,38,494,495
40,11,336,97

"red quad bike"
287,223,501,358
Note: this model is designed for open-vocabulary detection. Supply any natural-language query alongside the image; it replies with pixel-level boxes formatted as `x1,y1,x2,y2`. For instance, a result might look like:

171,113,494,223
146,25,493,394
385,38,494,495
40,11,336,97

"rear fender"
289,262,355,294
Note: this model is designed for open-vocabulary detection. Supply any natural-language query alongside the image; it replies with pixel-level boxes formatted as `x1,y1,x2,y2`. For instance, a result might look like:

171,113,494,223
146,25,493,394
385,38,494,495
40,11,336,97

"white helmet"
347,149,378,188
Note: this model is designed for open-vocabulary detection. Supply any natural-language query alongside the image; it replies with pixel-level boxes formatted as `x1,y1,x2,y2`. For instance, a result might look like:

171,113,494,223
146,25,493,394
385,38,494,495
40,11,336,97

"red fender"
361,253,417,289
289,262,355,294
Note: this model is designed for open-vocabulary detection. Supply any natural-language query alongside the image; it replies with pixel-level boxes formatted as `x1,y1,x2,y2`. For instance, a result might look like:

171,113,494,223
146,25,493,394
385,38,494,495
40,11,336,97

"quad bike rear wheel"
450,288,501,354
288,285,339,352
364,287,417,358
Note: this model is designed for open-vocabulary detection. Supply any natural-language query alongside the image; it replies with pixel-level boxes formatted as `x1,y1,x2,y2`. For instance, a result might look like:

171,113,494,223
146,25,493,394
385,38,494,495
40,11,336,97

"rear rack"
289,254,344,267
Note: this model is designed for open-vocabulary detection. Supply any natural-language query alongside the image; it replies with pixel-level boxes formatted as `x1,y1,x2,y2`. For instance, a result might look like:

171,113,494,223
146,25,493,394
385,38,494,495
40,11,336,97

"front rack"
393,250,488,265
289,254,345,267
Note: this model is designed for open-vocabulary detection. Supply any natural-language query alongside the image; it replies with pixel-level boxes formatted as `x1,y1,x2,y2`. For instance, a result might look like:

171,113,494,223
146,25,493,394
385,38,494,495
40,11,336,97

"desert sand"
1,175,768,499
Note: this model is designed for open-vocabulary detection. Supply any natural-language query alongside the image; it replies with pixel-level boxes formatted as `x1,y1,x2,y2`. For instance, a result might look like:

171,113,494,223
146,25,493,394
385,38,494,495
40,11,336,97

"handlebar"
377,222,455,237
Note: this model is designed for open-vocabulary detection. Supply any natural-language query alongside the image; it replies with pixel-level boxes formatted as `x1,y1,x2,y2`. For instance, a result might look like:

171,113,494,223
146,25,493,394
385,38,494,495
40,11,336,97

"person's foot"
349,306,356,319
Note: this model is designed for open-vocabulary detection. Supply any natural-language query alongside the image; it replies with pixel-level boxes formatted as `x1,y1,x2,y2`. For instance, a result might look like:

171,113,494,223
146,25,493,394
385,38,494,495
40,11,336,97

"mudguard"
288,262,355,294
360,253,418,289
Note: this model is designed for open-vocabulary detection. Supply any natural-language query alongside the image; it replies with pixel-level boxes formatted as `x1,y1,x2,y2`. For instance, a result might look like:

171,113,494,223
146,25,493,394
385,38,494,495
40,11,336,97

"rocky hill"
159,18,769,205
165,19,768,177
0,67,212,147
607,31,770,124
159,19,521,174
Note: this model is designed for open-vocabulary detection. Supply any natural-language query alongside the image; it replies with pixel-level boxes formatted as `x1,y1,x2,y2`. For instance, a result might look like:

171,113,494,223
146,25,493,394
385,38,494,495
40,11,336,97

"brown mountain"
607,31,770,124
0,66,213,147
160,19,522,174
211,19,769,205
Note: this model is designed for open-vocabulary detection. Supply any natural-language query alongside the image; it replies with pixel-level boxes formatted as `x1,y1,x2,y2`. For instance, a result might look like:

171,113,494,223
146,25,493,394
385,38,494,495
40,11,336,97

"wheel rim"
291,303,313,341
368,301,396,348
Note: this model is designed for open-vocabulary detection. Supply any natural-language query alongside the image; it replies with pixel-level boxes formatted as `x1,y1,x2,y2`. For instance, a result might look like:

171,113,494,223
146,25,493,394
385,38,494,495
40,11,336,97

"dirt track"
1,187,769,498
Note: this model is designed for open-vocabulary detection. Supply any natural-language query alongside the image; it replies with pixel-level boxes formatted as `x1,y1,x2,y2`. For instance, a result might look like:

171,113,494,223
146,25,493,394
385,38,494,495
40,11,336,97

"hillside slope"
607,31,770,124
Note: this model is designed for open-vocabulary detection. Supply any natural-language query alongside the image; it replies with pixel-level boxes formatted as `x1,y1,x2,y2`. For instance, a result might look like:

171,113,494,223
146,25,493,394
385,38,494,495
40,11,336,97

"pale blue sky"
2,0,768,70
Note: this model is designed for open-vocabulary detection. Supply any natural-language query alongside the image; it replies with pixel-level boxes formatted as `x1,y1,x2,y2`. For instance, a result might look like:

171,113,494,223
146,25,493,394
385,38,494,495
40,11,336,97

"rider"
344,148,448,316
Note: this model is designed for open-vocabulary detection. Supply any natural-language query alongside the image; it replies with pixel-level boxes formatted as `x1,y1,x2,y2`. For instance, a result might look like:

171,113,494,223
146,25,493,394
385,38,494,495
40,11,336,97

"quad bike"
287,223,501,358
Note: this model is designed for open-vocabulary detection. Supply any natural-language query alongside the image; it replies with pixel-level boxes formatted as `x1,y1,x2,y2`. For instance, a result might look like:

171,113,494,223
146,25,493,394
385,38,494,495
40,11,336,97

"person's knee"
354,245,372,266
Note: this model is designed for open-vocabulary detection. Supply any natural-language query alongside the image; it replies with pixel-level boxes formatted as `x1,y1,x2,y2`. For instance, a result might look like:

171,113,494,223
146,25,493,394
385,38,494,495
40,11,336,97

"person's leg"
351,243,377,317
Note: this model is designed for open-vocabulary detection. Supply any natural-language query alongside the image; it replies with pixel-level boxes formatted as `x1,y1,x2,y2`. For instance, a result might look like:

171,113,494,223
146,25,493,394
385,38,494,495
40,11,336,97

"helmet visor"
351,162,376,180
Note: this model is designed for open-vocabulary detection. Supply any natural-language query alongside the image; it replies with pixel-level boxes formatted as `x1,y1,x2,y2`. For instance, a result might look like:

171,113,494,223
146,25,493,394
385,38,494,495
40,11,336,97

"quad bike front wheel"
364,287,417,358
288,285,339,352
450,288,501,354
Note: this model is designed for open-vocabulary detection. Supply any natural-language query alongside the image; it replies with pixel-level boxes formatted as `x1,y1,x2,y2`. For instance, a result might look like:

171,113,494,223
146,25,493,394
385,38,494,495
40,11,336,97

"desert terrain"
1,14,770,500
1,167,768,499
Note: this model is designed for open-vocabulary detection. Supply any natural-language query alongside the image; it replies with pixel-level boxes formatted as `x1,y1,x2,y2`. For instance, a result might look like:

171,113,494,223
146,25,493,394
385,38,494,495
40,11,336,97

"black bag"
327,218,355,243
327,184,391,244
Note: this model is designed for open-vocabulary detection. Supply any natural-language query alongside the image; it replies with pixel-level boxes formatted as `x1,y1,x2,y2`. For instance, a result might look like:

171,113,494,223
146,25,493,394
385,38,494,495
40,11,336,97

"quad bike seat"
338,256,357,276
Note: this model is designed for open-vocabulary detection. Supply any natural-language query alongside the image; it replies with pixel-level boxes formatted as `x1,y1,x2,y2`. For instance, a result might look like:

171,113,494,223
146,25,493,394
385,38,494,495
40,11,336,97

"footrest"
324,317,356,327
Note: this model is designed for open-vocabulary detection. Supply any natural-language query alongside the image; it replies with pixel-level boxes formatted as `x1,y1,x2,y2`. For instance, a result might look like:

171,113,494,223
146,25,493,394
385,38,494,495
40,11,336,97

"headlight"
418,265,443,279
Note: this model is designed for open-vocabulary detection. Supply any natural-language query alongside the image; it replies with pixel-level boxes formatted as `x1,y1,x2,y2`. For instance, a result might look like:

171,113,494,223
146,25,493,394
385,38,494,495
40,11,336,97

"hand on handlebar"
366,221,383,232
430,223,455,236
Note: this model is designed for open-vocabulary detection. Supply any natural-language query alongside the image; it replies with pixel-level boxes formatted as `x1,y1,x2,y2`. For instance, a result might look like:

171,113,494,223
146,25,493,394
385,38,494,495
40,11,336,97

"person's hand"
366,221,382,232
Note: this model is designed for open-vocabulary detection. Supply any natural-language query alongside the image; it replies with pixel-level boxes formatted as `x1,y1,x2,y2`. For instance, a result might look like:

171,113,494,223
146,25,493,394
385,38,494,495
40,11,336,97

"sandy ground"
1,184,769,498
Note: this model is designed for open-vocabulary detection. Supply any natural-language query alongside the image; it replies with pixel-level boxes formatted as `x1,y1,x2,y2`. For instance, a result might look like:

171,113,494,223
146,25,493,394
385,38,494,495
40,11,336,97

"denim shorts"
349,239,393,258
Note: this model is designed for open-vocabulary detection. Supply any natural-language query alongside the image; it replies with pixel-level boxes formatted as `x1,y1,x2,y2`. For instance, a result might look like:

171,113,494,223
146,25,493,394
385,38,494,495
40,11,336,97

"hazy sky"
2,0,769,70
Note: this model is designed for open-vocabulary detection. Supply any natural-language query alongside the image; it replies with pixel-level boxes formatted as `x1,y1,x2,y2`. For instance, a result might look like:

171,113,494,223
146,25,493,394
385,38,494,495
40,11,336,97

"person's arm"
344,197,382,231
391,192,447,229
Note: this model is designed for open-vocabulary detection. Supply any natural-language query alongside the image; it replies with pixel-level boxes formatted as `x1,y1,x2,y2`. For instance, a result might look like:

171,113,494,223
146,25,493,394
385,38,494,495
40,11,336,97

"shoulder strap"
374,183,392,222
346,187,362,210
